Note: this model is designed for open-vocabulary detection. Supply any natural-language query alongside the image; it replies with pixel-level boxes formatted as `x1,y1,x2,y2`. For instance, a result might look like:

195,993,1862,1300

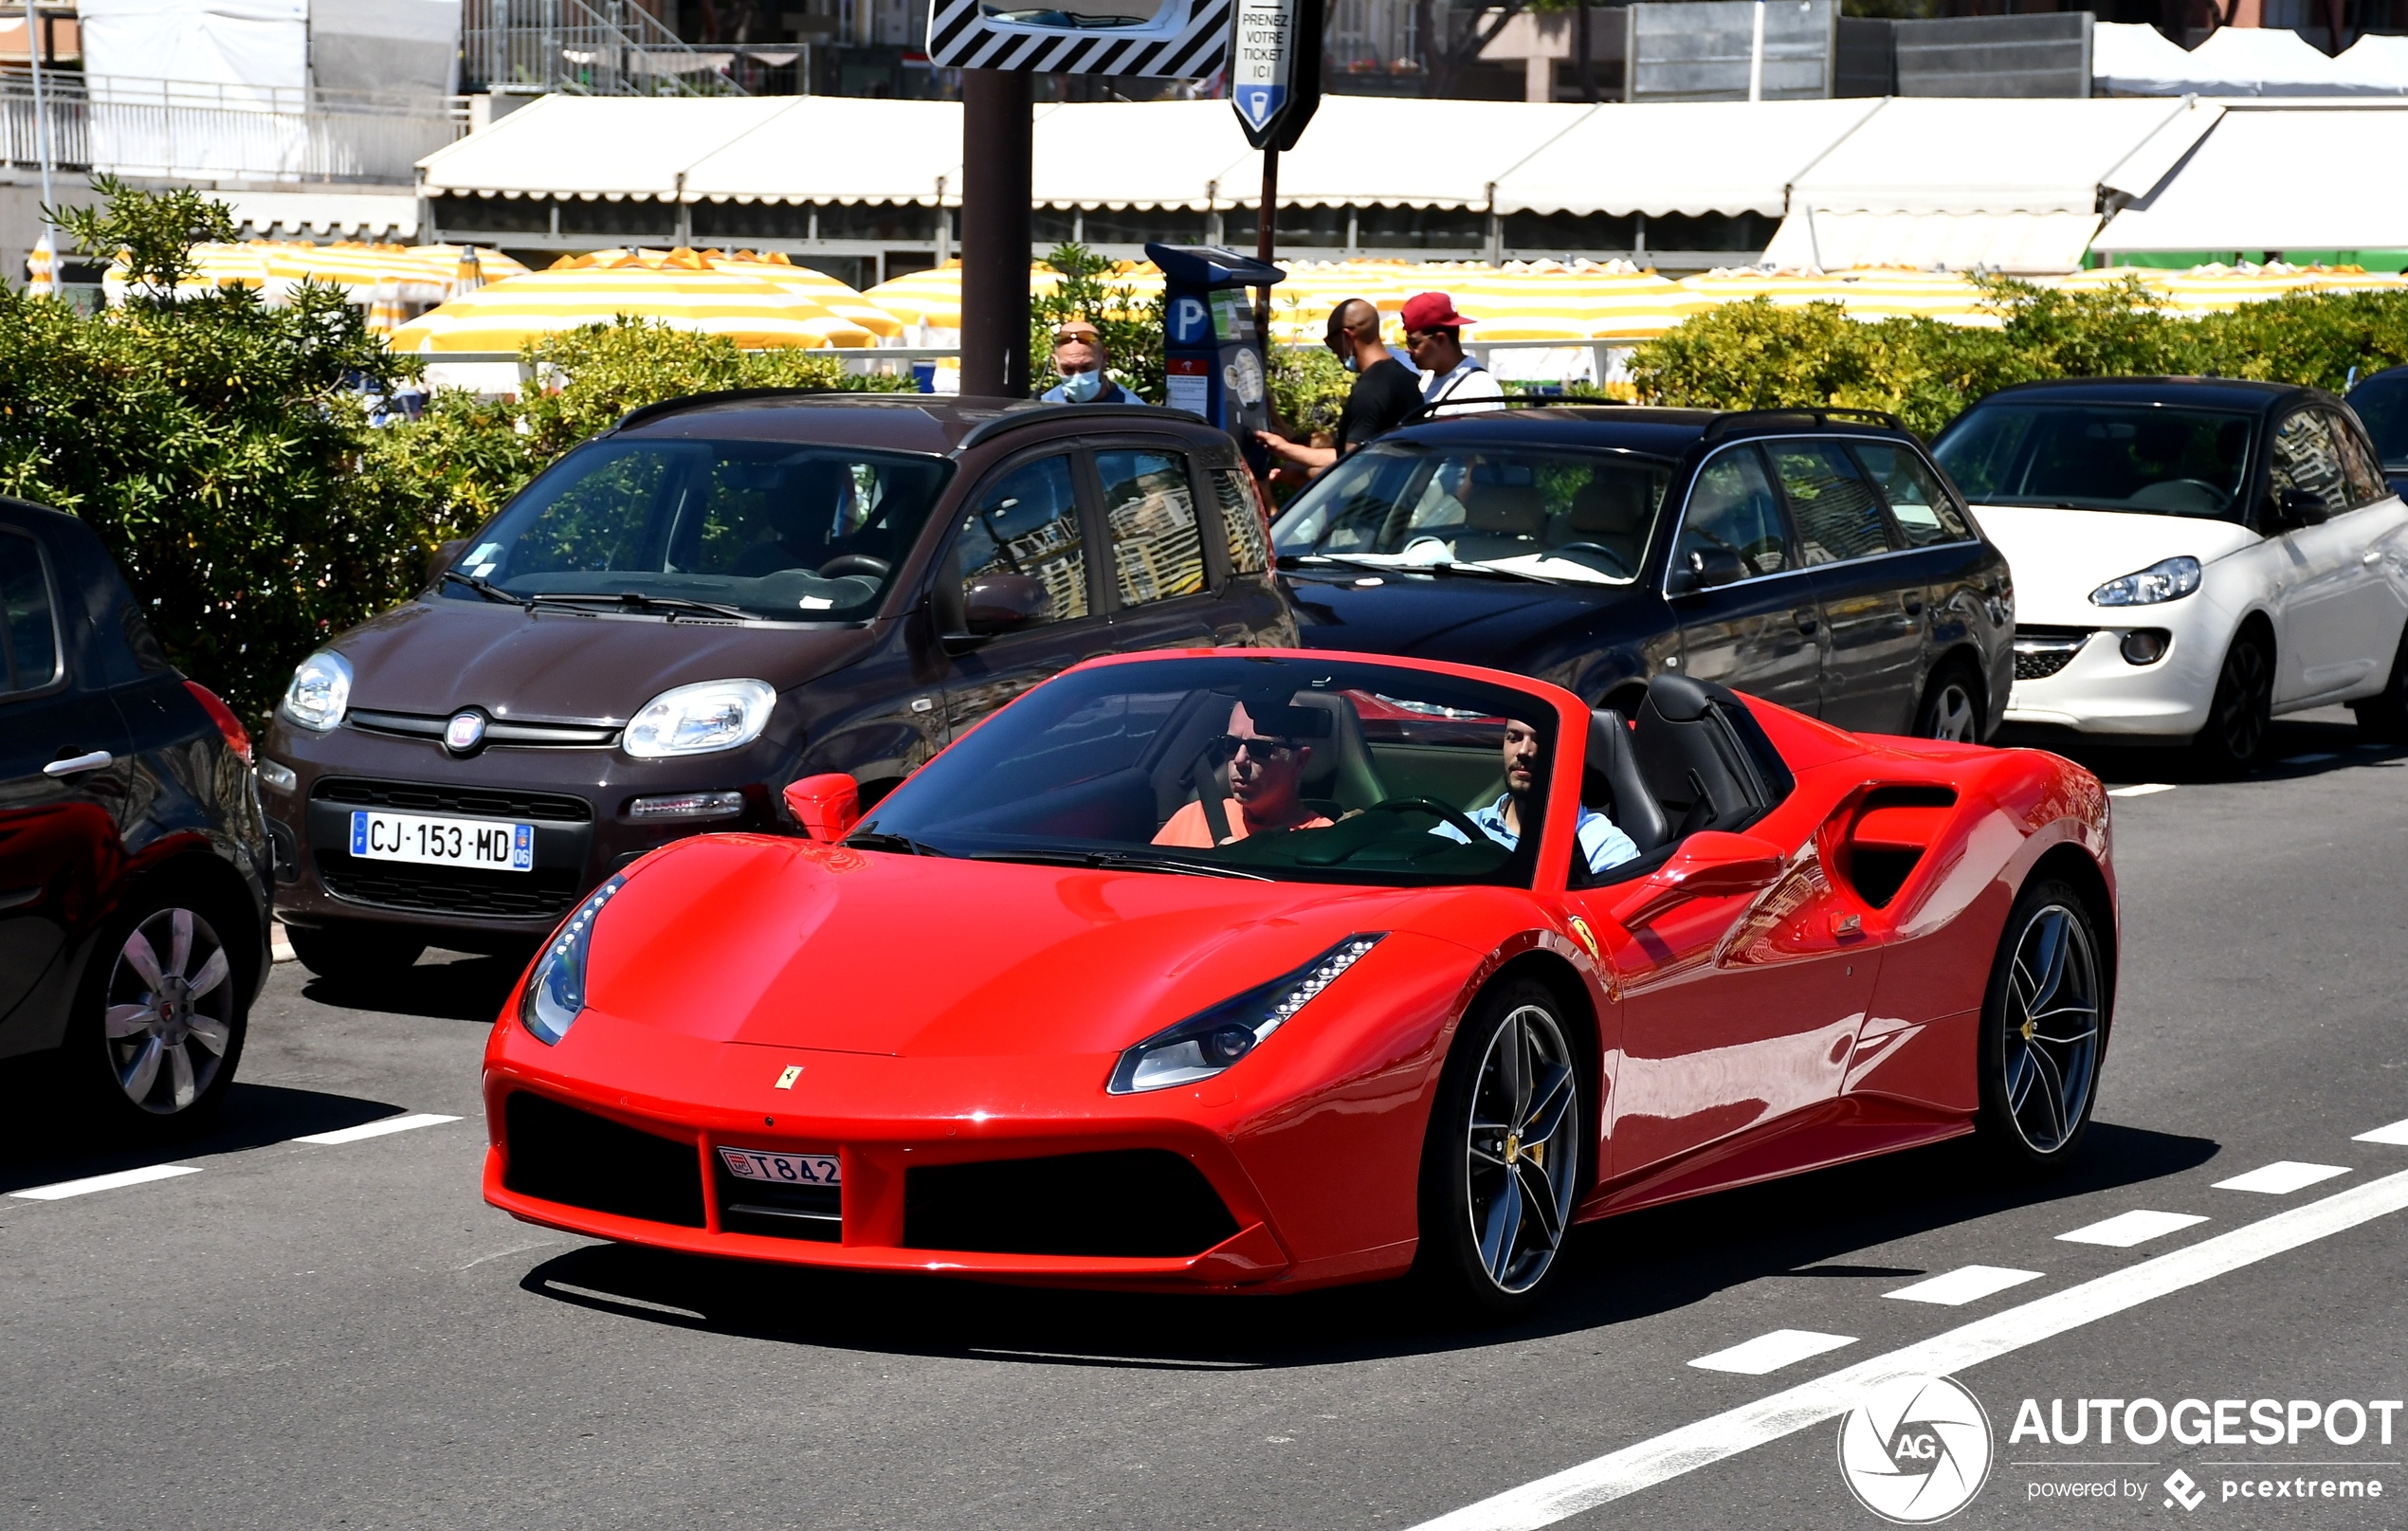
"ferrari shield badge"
1566,915,1599,960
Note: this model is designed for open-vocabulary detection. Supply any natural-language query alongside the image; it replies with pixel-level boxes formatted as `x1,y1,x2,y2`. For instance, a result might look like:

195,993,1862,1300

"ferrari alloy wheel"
2196,631,2271,773
85,893,250,1126
1977,880,2107,1170
1417,979,1583,1318
1913,662,1983,743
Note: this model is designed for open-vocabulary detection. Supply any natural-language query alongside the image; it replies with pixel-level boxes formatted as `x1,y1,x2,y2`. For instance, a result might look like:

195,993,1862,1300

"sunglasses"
1206,734,1301,764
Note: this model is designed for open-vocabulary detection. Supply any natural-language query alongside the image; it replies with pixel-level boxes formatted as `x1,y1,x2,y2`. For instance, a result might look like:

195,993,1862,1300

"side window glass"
0,530,62,696
1766,440,1898,564
1852,443,1973,547
1097,449,1205,607
955,455,1087,627
2328,412,2389,508
1677,447,1791,578
2270,411,2348,520
1212,467,1269,574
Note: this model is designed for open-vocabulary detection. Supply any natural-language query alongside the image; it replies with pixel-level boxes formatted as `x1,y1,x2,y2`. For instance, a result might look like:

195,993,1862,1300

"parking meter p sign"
1169,295,1213,347
1231,0,1320,151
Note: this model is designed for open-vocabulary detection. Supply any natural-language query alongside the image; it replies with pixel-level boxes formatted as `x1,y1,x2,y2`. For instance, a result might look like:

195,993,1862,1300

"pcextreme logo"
1838,1375,1996,1523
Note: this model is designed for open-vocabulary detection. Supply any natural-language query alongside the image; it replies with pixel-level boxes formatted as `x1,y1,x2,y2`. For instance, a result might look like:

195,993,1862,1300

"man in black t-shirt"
1255,300,1419,482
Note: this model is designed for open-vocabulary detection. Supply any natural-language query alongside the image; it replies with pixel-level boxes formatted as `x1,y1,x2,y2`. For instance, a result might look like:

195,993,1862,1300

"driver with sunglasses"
1153,700,1335,848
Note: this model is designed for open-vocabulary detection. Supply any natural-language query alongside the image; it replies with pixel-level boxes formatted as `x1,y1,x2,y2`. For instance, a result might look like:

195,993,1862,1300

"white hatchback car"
1931,378,2408,768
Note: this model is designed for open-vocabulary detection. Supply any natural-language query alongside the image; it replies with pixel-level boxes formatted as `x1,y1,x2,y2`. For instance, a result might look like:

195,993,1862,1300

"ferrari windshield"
1934,403,2254,520
858,657,1560,887
440,439,953,621
1271,442,1673,584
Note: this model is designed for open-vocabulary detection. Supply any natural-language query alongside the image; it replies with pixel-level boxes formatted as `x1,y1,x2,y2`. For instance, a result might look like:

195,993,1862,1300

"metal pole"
1746,0,1764,101
1252,146,1278,333
958,67,1031,398
24,0,58,277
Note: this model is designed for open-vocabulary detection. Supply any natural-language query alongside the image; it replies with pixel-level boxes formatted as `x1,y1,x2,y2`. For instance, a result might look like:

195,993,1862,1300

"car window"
1097,449,1206,608
1213,467,1270,575
2349,373,2408,468
955,454,1088,628
1677,447,1790,578
0,529,62,697
1852,443,1974,547
1935,403,2253,520
2327,411,2391,507
1766,440,1897,564
2270,410,2349,520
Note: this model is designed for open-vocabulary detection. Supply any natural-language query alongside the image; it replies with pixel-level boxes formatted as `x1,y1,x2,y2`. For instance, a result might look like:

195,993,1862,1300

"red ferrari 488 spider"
482,652,2115,1316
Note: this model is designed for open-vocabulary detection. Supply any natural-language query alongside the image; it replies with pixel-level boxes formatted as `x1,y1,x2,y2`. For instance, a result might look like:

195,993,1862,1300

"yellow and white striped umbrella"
103,240,532,308
542,246,885,347
1260,259,1420,344
1420,260,1712,343
702,250,903,341
1677,266,1996,327
26,231,55,299
2154,262,2408,314
859,261,1164,337
390,257,847,354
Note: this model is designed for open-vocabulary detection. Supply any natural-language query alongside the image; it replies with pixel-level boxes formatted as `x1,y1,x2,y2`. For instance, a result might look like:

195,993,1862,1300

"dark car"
259,392,1294,980
2345,363,2408,499
1270,405,2013,740
0,499,270,1130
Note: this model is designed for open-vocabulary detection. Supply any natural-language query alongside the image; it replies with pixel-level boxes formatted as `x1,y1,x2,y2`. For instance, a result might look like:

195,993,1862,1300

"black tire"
2194,629,2272,774
71,877,255,1134
1413,976,1584,1321
1975,877,2108,1174
285,921,427,982
2351,623,2408,743
1913,658,1985,743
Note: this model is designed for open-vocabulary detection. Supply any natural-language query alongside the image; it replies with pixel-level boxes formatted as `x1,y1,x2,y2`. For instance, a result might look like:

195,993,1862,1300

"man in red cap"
1402,291,1505,414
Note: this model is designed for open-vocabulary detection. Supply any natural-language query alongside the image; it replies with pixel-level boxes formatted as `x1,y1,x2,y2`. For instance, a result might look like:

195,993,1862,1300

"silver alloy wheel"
103,907,236,1114
1999,902,2101,1155
1925,680,1978,742
1462,1004,1579,1294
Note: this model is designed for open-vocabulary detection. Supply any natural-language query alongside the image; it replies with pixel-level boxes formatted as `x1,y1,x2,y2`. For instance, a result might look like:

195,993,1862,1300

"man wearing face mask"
1040,320,1134,405
1253,299,1421,481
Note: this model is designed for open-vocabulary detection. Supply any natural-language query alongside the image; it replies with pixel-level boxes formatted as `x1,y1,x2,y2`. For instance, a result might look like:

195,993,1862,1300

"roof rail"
1400,394,1626,427
956,400,1207,449
608,388,932,436
1698,406,1907,443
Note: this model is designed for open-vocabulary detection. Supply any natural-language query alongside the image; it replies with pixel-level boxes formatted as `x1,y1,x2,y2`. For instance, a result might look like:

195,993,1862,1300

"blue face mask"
1060,368,1103,402
1340,351,1359,374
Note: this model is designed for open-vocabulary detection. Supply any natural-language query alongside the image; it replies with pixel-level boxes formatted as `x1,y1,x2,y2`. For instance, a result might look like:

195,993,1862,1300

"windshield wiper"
846,831,954,858
1427,559,1563,584
526,591,752,621
1283,553,1563,585
968,848,1269,880
442,570,530,608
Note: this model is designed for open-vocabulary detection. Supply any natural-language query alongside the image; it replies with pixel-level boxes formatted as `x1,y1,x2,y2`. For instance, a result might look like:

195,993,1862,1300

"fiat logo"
445,711,487,753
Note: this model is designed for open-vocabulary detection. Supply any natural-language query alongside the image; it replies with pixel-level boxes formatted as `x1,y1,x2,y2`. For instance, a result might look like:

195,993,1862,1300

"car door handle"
44,750,115,777
1793,608,1819,635
2365,549,2385,565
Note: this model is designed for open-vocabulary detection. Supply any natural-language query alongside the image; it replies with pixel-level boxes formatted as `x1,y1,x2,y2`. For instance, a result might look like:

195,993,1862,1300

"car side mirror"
782,772,861,843
1611,829,1788,928
1667,546,1743,594
2277,488,2332,527
963,573,1050,635
427,538,466,587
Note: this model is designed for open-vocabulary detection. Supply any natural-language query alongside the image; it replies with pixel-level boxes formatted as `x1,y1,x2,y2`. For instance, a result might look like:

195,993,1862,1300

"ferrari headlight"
519,874,626,1046
2090,556,2200,607
280,649,353,732
623,678,776,758
1107,934,1386,1094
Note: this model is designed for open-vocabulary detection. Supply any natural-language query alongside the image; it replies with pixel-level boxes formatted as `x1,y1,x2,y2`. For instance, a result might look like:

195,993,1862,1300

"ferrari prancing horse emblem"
1566,915,1599,959
774,1066,802,1089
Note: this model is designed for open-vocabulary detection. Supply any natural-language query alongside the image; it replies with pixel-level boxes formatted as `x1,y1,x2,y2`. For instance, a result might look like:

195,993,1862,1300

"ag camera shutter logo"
1837,1375,1995,1523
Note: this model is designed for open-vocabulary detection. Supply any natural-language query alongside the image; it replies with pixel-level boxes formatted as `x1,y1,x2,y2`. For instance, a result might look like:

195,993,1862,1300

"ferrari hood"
325,598,881,721
580,835,1471,1060
1968,504,2261,626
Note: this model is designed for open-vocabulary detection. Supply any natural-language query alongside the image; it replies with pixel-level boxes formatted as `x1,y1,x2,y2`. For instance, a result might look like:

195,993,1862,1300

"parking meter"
1146,243,1285,476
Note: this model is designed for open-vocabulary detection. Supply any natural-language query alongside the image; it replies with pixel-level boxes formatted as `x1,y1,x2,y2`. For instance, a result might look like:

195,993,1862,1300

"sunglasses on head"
1206,733,1301,764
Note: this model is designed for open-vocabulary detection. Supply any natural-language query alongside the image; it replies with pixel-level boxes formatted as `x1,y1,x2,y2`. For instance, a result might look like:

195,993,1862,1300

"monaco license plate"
718,1147,841,1187
348,810,535,872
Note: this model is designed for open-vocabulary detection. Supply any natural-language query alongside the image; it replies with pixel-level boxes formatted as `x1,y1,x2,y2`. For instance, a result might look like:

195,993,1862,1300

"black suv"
1273,405,2014,740
259,393,1295,980
0,499,270,1130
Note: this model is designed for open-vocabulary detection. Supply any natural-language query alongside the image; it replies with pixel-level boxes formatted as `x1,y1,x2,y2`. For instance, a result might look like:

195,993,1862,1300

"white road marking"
1404,1168,2408,1531
293,1112,461,1146
2106,783,2176,798
1687,1330,1856,1376
1883,1266,2044,1306
2356,1118,2408,1146
2212,1160,2350,1194
2279,753,2338,765
2056,1209,2208,1247
9,1164,201,1200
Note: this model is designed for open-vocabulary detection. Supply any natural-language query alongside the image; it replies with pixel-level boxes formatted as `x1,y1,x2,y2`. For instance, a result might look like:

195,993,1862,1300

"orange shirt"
1153,800,1334,848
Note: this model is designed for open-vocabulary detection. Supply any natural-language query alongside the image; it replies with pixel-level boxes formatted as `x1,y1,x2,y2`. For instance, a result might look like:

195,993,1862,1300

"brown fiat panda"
257,392,1295,980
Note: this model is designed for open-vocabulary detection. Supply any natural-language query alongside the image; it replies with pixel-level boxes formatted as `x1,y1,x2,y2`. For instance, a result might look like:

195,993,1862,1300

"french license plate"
348,810,535,872
718,1147,841,1186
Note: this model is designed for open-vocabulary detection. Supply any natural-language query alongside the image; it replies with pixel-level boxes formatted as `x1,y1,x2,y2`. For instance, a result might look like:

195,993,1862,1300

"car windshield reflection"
858,657,1557,887
439,439,955,622
1271,443,1673,585
1934,404,2254,520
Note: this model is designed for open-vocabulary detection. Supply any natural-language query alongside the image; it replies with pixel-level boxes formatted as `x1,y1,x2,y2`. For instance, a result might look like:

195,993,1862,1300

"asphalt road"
6,708,2406,1531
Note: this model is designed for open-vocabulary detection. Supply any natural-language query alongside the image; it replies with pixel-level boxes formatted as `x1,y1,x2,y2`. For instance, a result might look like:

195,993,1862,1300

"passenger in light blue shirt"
1433,718,1641,875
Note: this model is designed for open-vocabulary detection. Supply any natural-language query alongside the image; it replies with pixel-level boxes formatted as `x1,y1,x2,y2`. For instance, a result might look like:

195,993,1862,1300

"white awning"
1787,97,2222,215
1268,98,1596,209
224,189,421,240
418,93,793,200
2093,104,2408,252
684,97,965,206
2092,22,2204,97
1031,99,1247,210
2180,26,2400,96
1761,209,2103,274
1490,99,1883,217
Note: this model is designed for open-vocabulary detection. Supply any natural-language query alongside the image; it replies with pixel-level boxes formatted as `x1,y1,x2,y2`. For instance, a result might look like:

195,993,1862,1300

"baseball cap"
1401,291,1473,332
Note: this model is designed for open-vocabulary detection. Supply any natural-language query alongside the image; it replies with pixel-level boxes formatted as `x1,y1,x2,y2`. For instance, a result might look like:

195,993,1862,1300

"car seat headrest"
1643,671,1714,722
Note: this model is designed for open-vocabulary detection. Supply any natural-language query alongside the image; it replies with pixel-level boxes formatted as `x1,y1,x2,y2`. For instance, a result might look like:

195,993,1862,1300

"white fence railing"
463,0,748,97
0,77,466,184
